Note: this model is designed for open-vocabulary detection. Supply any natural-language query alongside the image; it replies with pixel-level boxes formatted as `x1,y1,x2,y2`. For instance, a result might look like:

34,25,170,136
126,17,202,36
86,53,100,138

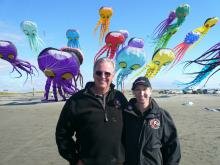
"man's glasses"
95,71,112,77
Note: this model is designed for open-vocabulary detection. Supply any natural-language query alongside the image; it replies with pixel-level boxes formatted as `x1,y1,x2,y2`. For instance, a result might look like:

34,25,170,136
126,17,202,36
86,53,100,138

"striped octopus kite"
94,6,113,43
169,17,219,69
66,29,80,48
116,37,146,91
21,20,44,53
38,47,84,101
135,48,175,79
152,4,190,52
94,31,125,61
177,42,220,89
0,40,37,81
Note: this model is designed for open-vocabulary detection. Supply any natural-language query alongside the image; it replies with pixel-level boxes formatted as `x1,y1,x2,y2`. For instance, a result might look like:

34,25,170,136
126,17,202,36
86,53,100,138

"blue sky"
0,0,220,92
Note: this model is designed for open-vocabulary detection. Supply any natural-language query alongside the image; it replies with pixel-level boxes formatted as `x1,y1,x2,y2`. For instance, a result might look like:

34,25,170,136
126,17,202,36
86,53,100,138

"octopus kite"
0,40,37,81
178,42,220,89
170,17,219,69
66,29,80,48
94,31,125,61
116,37,146,91
38,47,84,101
152,4,190,52
135,48,175,79
20,20,44,53
94,6,113,43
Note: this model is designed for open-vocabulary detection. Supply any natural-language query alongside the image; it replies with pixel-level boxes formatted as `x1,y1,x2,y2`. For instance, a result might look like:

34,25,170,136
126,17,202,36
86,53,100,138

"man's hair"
93,57,116,72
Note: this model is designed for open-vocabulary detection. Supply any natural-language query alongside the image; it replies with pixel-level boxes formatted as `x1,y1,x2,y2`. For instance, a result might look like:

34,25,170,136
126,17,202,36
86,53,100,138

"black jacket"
123,98,181,165
56,82,128,165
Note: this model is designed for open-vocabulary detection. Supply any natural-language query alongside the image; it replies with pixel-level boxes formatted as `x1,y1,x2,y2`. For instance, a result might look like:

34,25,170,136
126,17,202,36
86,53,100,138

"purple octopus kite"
38,47,84,101
0,40,37,81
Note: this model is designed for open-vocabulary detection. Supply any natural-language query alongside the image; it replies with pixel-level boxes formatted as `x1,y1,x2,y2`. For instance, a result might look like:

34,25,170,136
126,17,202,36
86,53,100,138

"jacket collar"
83,82,115,95
125,97,160,117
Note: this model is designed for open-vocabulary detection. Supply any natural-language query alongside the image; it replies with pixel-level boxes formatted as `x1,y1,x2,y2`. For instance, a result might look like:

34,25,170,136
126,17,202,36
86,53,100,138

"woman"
123,76,181,165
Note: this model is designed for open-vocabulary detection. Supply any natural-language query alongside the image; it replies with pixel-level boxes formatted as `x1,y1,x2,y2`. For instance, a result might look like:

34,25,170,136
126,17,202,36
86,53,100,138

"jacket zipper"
138,119,146,145
138,119,147,165
102,95,109,122
84,92,109,122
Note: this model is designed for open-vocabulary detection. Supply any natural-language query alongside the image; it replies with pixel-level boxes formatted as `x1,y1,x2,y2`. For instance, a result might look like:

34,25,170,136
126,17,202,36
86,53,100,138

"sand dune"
0,91,219,165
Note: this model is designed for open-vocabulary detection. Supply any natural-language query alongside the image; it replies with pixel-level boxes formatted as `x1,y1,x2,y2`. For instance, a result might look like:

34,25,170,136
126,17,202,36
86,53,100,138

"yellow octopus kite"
145,49,175,78
94,6,113,43
193,17,219,45
134,48,175,79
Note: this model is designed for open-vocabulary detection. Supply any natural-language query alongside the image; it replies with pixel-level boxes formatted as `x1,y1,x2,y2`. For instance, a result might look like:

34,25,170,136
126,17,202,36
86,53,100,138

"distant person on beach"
123,76,181,165
55,57,128,165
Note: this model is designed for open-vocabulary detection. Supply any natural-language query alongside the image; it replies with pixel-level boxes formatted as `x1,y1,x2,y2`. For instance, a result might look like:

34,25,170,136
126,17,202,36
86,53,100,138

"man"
56,57,128,165
123,76,181,165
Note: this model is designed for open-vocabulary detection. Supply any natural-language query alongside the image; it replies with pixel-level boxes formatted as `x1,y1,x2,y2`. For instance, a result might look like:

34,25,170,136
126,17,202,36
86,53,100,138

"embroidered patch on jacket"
114,99,121,108
127,105,133,111
149,118,160,129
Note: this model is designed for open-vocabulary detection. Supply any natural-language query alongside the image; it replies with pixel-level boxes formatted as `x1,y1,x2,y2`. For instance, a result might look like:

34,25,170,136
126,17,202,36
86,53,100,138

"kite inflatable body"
38,47,83,101
119,29,129,46
170,17,219,69
153,4,190,52
94,6,113,43
178,42,220,89
119,30,129,41
135,48,175,79
0,40,37,80
94,31,125,61
116,37,146,90
193,17,219,39
21,20,44,53
145,48,175,78
66,29,80,48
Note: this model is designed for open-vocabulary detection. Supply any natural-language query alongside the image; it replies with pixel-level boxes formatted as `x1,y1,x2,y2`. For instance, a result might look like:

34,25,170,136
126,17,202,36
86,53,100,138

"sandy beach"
0,91,219,165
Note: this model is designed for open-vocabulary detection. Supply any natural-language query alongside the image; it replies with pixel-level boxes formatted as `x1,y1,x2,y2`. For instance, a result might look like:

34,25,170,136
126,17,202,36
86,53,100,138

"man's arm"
55,99,78,164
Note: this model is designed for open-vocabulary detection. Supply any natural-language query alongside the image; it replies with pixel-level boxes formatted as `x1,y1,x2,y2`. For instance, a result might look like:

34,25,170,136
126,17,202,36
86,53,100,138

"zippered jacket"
123,98,181,165
56,82,128,165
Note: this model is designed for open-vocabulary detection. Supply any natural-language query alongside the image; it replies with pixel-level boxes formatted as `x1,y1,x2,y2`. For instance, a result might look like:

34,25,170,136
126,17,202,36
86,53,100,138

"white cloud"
0,20,25,43
0,32,23,42
0,60,10,70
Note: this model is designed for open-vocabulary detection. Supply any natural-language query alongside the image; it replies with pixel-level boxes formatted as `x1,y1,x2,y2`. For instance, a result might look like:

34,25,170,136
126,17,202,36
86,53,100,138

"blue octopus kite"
66,29,80,48
177,42,220,89
116,37,147,91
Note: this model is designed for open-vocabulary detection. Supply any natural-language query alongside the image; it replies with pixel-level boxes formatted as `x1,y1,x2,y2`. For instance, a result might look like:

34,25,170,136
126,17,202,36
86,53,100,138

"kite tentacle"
42,78,52,101
52,81,58,101
153,11,176,39
57,84,66,101
94,45,109,62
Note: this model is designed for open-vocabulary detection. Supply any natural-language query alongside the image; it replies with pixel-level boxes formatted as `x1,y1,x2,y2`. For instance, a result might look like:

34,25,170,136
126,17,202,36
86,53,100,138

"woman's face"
133,85,152,104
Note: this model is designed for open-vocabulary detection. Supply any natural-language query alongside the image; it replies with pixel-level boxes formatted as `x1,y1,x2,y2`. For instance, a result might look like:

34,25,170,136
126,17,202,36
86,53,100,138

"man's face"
93,61,115,91
133,85,152,104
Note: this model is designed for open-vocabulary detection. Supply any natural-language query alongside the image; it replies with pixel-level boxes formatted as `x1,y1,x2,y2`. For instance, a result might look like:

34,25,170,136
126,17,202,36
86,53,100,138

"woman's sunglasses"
95,71,112,77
